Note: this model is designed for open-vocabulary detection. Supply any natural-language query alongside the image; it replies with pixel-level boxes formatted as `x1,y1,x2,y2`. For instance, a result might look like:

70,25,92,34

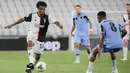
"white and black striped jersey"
24,12,57,42
123,14,130,34
123,14,130,23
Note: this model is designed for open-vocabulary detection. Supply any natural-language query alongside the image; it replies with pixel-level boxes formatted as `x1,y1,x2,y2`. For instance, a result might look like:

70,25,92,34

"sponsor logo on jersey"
39,25,45,28
34,24,45,28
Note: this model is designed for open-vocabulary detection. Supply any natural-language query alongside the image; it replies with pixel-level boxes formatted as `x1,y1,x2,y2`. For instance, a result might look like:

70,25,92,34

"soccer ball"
36,61,46,72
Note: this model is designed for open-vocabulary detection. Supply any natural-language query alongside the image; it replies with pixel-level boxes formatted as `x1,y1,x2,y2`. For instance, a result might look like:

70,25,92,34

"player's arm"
119,24,127,38
97,25,105,57
98,25,105,49
5,18,25,29
71,17,75,36
54,21,63,29
5,13,32,29
86,16,93,35
71,24,75,36
121,29,127,38
87,18,93,31
49,15,63,29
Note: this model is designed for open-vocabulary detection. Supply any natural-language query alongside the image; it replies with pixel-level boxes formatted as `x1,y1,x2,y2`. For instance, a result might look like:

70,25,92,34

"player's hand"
59,25,63,29
96,45,101,59
98,49,101,57
71,32,74,36
5,25,13,29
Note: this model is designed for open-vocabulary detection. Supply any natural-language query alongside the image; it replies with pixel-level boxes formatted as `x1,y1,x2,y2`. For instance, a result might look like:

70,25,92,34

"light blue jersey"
73,12,90,45
73,12,89,37
101,19,123,49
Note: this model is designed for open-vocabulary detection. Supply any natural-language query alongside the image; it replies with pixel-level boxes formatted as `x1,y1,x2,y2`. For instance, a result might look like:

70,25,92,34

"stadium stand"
0,0,130,37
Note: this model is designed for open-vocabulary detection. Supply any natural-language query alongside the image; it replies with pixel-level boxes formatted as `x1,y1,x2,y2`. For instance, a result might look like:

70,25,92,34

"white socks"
123,47,128,60
86,62,94,73
27,47,35,64
74,49,80,61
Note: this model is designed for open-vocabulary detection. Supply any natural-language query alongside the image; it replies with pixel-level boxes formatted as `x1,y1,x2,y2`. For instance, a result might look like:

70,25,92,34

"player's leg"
26,35,35,73
84,45,91,58
86,46,99,73
34,53,41,65
73,36,81,63
34,41,44,65
73,43,80,63
82,37,91,58
109,50,118,73
27,40,35,64
122,39,128,61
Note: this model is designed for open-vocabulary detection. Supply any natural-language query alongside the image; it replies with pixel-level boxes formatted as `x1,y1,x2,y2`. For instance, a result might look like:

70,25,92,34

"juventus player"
121,3,130,61
5,1,63,73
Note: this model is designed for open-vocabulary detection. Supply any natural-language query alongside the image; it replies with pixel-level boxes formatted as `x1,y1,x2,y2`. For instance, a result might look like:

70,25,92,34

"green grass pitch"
0,51,129,73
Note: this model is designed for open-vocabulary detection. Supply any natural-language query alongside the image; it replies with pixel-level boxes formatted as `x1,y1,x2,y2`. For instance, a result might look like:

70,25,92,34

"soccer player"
86,11,127,73
5,1,63,73
71,5,93,63
121,3,130,61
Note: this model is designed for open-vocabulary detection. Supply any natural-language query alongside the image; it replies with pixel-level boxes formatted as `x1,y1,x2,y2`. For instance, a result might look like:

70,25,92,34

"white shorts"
123,34,129,40
123,24,129,40
26,34,44,54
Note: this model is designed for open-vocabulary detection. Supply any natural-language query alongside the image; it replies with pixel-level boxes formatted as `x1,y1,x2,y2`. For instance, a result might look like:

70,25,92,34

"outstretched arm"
48,15,63,29
54,21,63,29
5,13,32,29
5,18,24,29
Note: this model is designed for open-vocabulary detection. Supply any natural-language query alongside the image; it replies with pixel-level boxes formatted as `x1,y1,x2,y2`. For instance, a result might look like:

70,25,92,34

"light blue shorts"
74,36,90,46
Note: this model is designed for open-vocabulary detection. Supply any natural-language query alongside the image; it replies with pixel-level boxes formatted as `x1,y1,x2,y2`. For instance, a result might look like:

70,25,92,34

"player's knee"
74,43,80,48
124,40,128,46
28,40,33,47
109,51,116,60
84,45,89,49
35,53,41,60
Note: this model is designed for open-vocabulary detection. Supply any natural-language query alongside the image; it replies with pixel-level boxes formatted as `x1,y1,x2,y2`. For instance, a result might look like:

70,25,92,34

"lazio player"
71,5,93,63
86,11,127,73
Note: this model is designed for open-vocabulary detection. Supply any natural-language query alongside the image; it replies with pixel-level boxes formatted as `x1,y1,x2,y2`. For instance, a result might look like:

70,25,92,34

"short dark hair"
97,11,106,17
74,5,81,8
36,1,47,8
126,3,130,6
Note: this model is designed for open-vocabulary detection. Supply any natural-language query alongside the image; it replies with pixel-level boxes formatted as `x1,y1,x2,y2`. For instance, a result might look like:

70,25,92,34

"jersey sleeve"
73,18,75,25
123,18,126,22
101,24,105,34
83,13,89,21
48,15,57,24
24,13,32,22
